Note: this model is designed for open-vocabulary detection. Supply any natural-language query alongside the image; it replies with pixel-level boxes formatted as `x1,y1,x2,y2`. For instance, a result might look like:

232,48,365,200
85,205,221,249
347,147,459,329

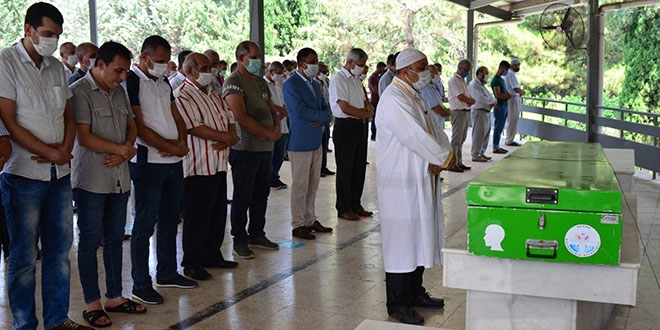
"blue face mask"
246,58,262,75
502,70,509,77
461,70,470,78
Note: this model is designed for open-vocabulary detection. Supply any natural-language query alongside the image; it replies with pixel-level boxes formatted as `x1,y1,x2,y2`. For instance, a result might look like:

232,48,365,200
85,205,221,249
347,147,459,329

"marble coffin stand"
443,194,641,330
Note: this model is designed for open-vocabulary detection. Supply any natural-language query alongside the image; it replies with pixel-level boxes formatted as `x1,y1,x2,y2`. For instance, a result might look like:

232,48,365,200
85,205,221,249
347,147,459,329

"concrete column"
250,0,265,74
586,0,604,142
89,0,98,44
467,9,475,82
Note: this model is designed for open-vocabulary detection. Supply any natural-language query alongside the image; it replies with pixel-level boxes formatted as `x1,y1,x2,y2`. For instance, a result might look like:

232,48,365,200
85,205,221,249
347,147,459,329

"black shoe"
270,181,282,190
413,292,445,309
458,163,471,170
204,259,239,269
321,168,335,175
505,141,521,146
184,267,212,281
156,274,198,289
389,306,424,325
306,220,333,233
132,287,164,305
320,172,327,178
276,179,288,189
292,227,316,240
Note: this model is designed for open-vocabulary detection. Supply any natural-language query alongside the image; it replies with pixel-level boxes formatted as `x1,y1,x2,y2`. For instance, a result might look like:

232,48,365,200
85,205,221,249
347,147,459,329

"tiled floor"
0,128,658,330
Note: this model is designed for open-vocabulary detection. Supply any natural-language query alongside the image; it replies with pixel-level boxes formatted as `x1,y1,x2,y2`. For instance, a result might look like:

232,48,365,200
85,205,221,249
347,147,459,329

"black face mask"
513,68,520,73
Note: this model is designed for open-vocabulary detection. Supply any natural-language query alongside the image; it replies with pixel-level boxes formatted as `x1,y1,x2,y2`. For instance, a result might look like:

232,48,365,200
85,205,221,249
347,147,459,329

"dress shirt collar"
16,38,56,69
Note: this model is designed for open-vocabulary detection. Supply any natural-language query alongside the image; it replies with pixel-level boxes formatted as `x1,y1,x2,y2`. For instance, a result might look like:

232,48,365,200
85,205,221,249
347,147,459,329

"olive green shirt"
222,71,274,152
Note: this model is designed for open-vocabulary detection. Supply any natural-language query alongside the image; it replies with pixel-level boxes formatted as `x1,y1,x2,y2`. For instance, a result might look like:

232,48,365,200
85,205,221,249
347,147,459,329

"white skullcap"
396,48,426,69
511,58,521,65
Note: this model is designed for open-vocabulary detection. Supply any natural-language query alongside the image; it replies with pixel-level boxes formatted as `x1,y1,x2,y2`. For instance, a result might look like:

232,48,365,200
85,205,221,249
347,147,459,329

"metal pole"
89,0,98,44
586,0,602,143
466,9,474,82
249,0,265,74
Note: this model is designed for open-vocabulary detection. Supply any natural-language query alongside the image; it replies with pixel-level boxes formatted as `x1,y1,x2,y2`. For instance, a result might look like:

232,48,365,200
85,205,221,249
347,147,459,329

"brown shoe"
447,166,464,172
458,163,471,170
354,208,374,217
338,212,360,221
482,155,492,160
306,220,333,233
292,227,316,240
51,319,95,330
472,156,488,162
493,148,508,154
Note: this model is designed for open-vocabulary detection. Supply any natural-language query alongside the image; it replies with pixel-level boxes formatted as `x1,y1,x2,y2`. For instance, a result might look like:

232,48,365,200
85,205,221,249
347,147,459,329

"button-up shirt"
505,69,521,98
468,78,496,111
70,70,134,194
447,73,471,110
264,75,289,134
329,67,365,119
175,79,235,177
0,40,72,181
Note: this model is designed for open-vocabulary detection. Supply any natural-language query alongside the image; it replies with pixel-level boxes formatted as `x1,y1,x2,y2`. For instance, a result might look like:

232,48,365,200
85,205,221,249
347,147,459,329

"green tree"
265,0,309,56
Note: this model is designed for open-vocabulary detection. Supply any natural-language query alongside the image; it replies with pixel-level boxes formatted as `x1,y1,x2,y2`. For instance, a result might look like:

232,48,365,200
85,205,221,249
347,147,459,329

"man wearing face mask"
329,48,374,221
282,47,333,240
203,49,226,93
468,66,497,163
125,35,196,305
491,60,512,154
174,53,239,281
222,40,283,259
378,53,398,97
263,61,289,190
432,63,447,103
169,50,192,91
447,59,476,173
421,64,451,144
68,42,98,85
59,41,76,79
0,3,94,329
376,48,449,325
504,58,525,147
315,63,335,177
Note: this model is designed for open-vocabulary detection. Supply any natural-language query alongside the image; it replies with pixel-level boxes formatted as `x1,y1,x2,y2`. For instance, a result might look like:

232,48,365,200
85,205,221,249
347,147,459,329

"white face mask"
196,72,214,86
318,73,328,81
410,69,432,91
351,65,364,77
272,73,284,82
148,61,169,78
359,73,367,81
303,63,319,79
66,55,78,67
88,58,96,69
30,32,58,57
482,74,489,83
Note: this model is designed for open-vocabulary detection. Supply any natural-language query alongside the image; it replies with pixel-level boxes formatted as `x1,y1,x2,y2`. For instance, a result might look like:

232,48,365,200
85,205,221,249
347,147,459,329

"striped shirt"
174,79,235,177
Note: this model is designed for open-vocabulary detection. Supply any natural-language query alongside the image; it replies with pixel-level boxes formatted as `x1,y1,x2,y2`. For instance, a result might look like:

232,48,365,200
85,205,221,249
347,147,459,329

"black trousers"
332,119,368,214
321,124,331,170
181,172,228,269
386,266,426,314
0,200,9,257
370,100,378,140
229,150,271,246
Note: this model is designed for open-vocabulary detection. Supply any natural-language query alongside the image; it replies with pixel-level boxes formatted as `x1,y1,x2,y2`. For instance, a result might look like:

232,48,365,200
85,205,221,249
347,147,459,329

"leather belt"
336,117,367,124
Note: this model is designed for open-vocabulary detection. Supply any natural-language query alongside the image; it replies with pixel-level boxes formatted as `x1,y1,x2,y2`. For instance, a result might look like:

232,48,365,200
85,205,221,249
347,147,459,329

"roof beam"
446,0,514,20
470,0,501,9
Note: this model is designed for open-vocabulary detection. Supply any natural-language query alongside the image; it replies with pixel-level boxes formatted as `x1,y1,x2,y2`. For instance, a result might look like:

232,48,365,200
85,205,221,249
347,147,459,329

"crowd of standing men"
0,2,527,329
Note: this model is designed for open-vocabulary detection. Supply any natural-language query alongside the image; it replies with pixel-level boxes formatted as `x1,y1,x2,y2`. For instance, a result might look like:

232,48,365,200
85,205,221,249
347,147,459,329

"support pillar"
466,9,475,82
89,0,98,44
250,0,265,74
586,0,604,142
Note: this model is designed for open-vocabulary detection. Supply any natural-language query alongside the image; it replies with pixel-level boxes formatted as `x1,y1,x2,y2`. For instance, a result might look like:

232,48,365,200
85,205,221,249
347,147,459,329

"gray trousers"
506,96,521,144
471,109,491,159
289,147,323,229
450,110,471,165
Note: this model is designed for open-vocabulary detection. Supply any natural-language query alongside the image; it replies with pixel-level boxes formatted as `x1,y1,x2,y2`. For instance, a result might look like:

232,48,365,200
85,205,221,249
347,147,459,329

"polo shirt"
175,79,235,177
222,71,274,152
125,63,181,164
70,70,134,194
491,75,509,106
0,40,72,181
329,67,365,119
447,73,471,110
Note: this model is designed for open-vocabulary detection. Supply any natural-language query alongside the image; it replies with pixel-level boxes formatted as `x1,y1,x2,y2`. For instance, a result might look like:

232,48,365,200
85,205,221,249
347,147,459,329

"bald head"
183,52,211,76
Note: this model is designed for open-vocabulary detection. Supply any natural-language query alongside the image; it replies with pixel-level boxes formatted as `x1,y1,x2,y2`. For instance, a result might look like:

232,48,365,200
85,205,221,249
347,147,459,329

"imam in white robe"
375,77,451,273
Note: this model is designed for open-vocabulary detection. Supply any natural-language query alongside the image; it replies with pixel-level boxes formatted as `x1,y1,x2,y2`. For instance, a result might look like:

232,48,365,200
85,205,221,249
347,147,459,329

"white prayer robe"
375,77,451,273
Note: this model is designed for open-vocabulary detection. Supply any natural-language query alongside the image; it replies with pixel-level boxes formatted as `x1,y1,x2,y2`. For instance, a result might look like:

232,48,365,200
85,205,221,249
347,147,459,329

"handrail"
523,97,587,108
597,105,660,119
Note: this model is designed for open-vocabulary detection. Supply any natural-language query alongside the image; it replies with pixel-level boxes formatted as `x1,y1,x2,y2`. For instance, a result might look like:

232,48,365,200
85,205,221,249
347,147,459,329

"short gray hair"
458,59,471,69
346,48,368,63
182,53,202,75
269,61,284,72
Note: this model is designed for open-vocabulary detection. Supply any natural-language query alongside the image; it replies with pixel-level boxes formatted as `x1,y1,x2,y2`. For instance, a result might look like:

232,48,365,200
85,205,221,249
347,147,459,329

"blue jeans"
73,189,129,304
129,161,184,289
0,170,73,330
271,133,288,182
493,104,508,149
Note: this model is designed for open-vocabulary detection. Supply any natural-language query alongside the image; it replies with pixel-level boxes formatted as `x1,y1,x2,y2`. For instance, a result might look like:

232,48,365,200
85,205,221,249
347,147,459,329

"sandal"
105,299,147,314
82,309,112,328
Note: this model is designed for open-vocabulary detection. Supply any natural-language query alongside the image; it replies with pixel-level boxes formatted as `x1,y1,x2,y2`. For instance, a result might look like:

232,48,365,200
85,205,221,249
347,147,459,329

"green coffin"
466,141,623,265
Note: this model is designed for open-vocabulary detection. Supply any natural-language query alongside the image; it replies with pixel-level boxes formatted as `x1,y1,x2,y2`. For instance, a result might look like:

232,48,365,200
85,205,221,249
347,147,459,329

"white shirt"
447,73,471,110
375,77,450,272
329,67,366,119
126,63,181,164
505,69,521,98
264,75,289,134
468,79,496,110
169,71,186,91
63,62,74,80
0,41,72,181
175,79,235,177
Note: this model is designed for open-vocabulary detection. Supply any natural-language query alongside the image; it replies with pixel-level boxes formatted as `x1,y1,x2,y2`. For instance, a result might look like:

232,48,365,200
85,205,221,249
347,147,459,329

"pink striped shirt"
174,79,235,177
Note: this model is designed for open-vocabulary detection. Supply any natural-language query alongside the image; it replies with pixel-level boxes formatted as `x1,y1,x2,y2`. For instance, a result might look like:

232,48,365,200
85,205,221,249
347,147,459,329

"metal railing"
518,97,660,176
